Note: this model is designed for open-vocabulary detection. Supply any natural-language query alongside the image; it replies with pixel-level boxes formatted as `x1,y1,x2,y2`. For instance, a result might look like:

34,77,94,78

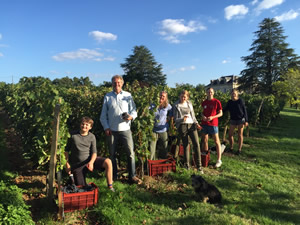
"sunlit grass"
85,108,300,225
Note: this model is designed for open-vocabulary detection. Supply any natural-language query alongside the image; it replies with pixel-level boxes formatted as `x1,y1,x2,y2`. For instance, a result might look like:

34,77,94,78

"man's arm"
100,95,111,135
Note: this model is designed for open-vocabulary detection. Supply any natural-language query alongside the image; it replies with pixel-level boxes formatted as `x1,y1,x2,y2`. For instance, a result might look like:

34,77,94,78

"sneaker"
221,144,226,154
237,150,241,155
109,187,115,192
129,176,142,185
215,160,222,168
198,167,204,174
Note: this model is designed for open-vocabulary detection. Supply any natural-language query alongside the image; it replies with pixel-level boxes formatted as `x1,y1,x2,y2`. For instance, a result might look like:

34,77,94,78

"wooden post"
47,100,61,201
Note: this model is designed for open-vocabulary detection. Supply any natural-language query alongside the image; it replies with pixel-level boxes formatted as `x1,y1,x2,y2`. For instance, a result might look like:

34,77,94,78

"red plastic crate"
201,151,210,167
170,144,185,156
148,158,176,176
61,182,98,212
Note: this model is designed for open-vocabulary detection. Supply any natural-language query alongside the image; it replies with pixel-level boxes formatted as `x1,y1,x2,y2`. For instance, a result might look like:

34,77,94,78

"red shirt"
201,98,222,126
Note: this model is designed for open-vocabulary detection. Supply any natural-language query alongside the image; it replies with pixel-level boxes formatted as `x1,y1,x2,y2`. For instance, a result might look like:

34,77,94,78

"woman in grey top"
173,90,203,173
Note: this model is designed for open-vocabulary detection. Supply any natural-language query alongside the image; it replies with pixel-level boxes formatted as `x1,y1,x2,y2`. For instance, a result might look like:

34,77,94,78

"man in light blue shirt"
100,75,140,184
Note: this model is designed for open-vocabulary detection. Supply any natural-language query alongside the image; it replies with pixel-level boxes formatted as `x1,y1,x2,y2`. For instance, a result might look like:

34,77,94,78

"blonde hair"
159,91,169,108
180,90,190,99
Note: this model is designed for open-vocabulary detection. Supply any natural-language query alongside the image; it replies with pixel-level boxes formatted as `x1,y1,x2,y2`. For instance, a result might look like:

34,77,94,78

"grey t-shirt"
66,131,97,167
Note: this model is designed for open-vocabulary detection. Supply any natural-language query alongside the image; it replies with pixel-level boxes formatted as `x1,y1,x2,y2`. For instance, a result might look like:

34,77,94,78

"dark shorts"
230,118,245,126
201,125,219,135
71,157,106,186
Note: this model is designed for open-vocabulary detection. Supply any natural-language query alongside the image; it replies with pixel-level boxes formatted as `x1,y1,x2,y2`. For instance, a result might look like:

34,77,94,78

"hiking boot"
215,160,222,168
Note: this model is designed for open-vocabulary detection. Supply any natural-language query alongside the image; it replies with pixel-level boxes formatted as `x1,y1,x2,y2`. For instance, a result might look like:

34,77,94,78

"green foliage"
0,76,285,172
273,68,300,107
1,77,71,170
121,45,167,86
0,182,35,225
240,18,300,94
52,76,94,88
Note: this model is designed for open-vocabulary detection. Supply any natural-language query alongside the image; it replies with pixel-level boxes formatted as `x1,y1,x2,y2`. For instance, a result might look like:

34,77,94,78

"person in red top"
201,88,223,168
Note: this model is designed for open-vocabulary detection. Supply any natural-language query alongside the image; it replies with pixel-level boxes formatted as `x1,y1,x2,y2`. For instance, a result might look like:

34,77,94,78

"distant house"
206,75,240,93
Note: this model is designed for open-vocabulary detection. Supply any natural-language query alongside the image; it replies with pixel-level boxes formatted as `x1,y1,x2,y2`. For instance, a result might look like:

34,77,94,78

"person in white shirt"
100,75,140,184
173,90,203,173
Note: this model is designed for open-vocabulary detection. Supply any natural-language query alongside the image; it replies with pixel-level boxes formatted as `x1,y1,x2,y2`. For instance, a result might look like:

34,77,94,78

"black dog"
191,175,222,204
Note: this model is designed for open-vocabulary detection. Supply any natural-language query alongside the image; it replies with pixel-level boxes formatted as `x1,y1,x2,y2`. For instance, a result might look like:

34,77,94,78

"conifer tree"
121,45,166,86
239,18,299,94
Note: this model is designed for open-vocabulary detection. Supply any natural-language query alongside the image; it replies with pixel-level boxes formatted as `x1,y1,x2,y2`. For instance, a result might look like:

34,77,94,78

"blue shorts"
201,125,219,135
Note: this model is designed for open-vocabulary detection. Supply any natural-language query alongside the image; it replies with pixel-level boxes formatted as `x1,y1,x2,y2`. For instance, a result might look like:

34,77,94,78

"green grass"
1,108,300,224
80,107,300,225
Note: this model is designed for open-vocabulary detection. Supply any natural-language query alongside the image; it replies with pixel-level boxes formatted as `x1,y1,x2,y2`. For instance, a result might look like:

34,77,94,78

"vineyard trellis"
0,77,285,175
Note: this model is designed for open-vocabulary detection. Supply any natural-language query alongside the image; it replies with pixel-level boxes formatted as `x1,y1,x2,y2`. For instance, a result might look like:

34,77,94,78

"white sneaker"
215,160,222,168
221,144,226,154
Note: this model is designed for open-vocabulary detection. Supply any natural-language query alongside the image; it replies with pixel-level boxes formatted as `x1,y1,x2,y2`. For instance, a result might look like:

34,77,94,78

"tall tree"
273,68,300,107
121,45,166,86
239,18,299,94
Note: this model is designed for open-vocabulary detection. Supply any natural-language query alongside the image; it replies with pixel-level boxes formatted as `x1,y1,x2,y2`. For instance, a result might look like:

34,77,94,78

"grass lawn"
1,108,300,224
83,107,299,225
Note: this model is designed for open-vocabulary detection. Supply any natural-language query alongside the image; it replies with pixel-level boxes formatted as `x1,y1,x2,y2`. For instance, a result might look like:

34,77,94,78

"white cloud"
0,52,3,57
0,34,2,40
275,9,299,22
251,0,259,5
256,0,284,12
224,5,249,20
170,65,196,73
103,57,115,61
89,31,117,42
49,70,59,75
222,59,231,64
158,19,206,44
52,48,115,62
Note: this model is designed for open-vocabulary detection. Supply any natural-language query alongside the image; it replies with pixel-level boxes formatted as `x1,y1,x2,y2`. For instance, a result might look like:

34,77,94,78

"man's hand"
105,128,112,136
125,115,133,121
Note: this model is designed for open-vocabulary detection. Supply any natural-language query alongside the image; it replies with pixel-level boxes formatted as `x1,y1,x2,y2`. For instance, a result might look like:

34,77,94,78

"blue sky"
0,0,299,87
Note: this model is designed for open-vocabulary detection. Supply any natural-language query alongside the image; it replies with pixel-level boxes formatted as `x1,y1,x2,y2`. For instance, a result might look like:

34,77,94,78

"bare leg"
201,133,209,152
212,133,222,161
237,124,244,151
228,125,237,149
103,158,113,186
